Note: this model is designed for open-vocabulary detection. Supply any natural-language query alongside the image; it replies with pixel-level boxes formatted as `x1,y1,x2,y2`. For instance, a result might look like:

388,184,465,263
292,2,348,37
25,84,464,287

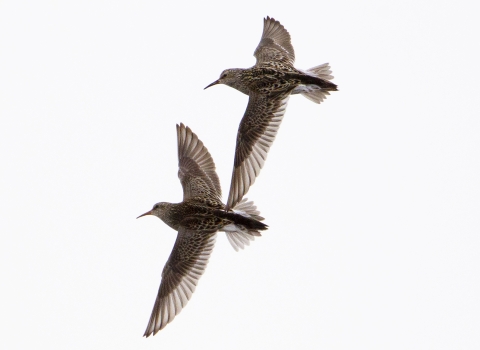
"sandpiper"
137,123,267,335
205,17,337,210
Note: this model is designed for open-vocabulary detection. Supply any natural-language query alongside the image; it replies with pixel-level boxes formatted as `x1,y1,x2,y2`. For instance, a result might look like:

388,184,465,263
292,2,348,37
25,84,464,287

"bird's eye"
221,73,227,78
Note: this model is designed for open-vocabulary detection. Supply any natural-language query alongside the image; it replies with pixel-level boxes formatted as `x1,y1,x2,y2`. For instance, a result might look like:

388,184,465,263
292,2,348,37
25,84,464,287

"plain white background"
1,1,479,349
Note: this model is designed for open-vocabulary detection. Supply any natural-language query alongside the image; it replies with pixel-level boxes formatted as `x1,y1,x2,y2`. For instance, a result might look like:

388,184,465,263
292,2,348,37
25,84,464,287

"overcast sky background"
1,1,479,349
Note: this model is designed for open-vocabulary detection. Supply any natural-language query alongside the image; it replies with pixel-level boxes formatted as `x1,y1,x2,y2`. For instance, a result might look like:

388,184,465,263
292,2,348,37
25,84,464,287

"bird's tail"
300,63,337,104
220,198,268,251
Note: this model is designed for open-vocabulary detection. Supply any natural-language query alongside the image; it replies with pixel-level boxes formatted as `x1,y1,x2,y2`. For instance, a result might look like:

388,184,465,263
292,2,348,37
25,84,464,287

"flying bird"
137,123,268,336
205,16,337,210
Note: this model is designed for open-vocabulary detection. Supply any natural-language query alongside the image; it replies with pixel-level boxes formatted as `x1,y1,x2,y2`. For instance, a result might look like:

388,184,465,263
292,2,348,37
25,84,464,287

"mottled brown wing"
226,92,290,210
254,16,295,66
143,226,217,336
177,123,222,202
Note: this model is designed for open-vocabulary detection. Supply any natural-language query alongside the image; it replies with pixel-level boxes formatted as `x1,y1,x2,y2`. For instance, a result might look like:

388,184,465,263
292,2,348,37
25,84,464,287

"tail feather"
221,198,267,252
300,63,337,104
231,198,264,222
306,63,334,81
301,88,331,104
225,231,256,252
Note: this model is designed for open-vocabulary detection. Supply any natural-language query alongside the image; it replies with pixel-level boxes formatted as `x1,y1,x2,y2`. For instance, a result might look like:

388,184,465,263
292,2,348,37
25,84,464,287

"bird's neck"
227,69,250,95
158,202,182,230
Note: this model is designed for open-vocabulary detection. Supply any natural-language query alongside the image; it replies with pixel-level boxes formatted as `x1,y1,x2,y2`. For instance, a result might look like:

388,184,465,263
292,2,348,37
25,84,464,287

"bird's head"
204,69,243,90
137,202,168,220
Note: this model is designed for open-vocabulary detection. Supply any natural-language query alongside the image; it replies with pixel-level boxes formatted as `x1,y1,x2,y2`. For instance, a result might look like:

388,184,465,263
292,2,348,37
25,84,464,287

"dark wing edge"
143,227,217,336
225,93,290,210
254,16,295,66
176,123,222,200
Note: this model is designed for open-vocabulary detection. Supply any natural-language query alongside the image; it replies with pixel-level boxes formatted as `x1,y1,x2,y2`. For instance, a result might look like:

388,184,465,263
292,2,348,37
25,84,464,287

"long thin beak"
137,210,153,219
204,80,220,90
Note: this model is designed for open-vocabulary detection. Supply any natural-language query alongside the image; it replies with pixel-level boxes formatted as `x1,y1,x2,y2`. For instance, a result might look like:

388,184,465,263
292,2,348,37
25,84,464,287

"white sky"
1,1,479,349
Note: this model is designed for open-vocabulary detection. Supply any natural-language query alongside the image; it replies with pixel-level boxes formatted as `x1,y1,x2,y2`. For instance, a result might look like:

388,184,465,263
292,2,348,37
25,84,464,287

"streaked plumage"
205,17,337,210
137,123,267,336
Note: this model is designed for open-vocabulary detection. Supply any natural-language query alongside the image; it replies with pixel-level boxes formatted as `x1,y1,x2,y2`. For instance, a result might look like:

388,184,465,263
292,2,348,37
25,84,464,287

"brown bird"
137,123,267,336
205,16,337,210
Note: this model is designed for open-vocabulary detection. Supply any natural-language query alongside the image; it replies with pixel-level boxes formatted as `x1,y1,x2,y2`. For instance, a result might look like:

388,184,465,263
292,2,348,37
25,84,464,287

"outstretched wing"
226,92,290,210
254,16,295,66
143,226,217,336
177,123,222,202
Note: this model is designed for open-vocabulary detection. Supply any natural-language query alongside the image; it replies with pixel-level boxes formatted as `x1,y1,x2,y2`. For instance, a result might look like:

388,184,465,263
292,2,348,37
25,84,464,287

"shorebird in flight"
205,17,337,210
137,123,267,336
